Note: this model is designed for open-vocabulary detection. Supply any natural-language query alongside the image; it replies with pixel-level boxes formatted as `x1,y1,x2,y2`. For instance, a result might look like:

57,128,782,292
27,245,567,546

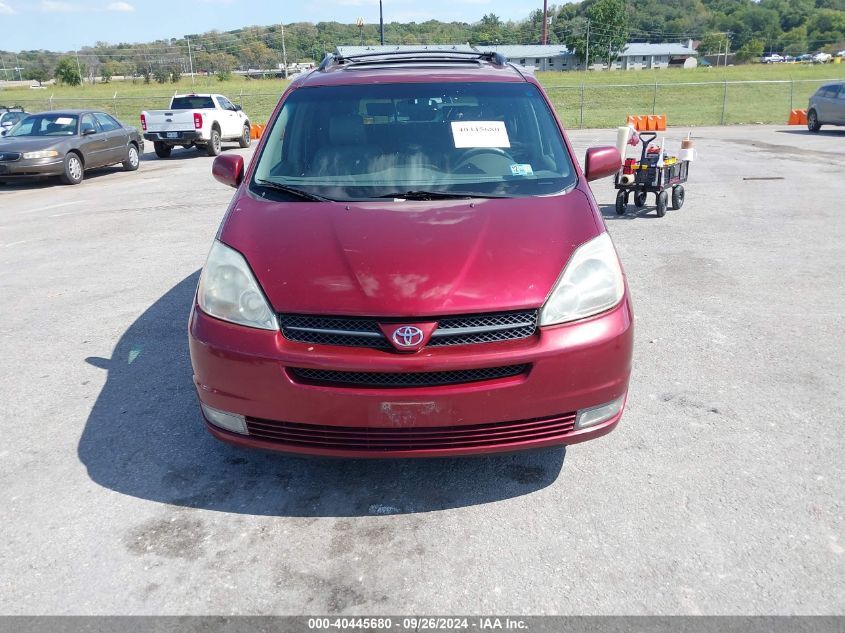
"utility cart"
614,132,689,218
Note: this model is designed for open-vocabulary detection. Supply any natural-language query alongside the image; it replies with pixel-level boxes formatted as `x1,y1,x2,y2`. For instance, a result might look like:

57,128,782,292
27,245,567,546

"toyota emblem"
392,326,424,348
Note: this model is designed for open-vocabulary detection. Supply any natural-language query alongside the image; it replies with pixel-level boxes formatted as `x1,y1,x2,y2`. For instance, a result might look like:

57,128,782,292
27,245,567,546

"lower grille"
245,411,577,451
289,364,529,388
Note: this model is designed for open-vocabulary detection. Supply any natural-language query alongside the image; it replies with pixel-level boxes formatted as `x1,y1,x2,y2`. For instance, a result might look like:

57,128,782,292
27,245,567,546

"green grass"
1,62,844,128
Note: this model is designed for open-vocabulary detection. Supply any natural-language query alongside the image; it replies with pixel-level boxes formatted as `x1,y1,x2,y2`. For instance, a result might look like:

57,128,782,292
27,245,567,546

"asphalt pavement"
0,126,843,615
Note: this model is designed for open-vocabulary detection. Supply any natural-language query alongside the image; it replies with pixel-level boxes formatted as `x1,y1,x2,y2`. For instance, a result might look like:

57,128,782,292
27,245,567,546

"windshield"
171,96,215,110
8,113,78,137
251,82,576,201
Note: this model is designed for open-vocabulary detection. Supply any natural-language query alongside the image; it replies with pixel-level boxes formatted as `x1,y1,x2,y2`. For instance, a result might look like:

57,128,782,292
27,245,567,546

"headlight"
539,232,625,326
197,240,278,330
22,150,59,159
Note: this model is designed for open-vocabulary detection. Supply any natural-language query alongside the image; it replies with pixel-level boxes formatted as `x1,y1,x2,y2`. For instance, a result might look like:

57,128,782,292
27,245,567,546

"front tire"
206,128,222,156
615,191,627,216
807,110,821,132
60,152,84,185
154,142,172,158
671,185,685,210
122,144,140,171
238,124,251,148
656,190,668,217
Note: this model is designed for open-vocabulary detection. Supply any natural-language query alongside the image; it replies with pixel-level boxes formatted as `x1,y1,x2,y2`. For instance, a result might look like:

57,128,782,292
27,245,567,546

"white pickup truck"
141,93,251,158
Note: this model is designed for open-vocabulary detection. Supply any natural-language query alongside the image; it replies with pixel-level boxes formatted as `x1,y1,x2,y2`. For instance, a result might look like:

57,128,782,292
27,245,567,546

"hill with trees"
2,0,844,85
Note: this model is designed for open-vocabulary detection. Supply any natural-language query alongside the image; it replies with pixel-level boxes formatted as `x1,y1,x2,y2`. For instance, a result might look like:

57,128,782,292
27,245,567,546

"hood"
0,137,68,152
220,187,600,317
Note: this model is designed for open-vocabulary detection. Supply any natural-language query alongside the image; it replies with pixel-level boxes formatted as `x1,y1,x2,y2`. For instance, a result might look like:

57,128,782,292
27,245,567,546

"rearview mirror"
212,154,244,188
584,146,622,182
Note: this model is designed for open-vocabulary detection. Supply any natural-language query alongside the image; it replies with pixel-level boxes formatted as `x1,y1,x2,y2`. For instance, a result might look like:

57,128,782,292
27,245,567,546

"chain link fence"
8,78,840,129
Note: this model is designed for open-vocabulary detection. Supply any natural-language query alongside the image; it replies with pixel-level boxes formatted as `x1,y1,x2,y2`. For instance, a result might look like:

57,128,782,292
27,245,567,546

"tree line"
2,0,844,86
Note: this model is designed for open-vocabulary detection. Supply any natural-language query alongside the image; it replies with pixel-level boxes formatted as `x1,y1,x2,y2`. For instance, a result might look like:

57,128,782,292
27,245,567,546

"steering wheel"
454,147,514,172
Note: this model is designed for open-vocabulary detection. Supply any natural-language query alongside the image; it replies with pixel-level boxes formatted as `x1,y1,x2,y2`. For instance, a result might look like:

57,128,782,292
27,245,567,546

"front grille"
430,311,538,346
245,410,577,452
279,309,538,350
280,315,392,349
289,364,529,388
0,152,22,162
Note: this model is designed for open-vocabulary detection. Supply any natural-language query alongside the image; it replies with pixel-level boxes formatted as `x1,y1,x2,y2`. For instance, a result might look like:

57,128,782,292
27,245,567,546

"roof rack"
0,105,25,112
318,49,509,72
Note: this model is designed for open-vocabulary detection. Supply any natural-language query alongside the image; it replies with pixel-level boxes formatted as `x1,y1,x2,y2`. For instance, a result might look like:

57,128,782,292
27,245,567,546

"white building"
615,42,697,70
334,42,697,72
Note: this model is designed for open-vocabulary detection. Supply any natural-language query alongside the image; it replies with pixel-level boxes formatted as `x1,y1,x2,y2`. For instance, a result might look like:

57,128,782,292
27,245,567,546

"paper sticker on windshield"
54,117,74,125
451,121,510,148
510,164,534,177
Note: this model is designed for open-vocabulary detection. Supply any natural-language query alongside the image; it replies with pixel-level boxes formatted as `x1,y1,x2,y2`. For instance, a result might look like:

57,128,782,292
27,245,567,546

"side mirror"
584,146,622,182
82,127,97,136
234,104,242,111
0,130,6,137
212,154,244,188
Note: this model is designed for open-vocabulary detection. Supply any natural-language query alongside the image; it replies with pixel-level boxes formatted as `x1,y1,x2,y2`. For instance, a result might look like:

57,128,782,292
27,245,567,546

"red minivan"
189,50,633,458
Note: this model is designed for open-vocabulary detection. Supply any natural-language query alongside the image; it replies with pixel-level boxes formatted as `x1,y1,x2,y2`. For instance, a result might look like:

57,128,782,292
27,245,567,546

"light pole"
542,0,548,45
379,0,385,46
281,22,288,79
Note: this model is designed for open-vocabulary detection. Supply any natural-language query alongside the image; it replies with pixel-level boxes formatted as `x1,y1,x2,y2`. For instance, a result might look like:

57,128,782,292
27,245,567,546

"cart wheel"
634,191,647,208
615,191,627,216
671,185,685,210
656,190,669,217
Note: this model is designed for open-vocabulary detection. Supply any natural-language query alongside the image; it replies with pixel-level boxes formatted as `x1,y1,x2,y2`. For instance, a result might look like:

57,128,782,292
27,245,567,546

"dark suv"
191,50,632,458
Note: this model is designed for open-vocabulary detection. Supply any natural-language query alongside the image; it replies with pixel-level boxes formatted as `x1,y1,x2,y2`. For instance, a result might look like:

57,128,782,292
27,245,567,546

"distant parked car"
762,53,784,63
0,106,29,135
813,52,832,64
807,81,845,132
140,93,251,158
0,110,142,185
796,54,814,62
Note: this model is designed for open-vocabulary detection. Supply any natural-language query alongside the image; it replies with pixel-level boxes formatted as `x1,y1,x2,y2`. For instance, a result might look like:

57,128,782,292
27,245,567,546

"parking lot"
0,125,843,614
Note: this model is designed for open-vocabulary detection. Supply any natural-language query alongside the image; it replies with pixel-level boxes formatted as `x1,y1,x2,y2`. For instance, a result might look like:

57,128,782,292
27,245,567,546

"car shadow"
0,165,130,190
776,129,845,137
140,146,246,162
77,271,566,517
599,202,662,220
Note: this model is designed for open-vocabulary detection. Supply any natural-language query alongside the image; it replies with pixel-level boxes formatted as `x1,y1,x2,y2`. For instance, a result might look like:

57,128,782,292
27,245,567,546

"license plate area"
166,132,178,139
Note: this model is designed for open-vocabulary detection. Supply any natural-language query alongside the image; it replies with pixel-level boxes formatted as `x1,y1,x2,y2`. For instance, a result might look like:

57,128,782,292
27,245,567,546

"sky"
0,0,540,52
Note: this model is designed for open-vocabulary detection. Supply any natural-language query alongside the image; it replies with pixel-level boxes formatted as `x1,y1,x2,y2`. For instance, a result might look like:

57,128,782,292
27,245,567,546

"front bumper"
188,299,634,458
144,130,202,144
0,157,64,179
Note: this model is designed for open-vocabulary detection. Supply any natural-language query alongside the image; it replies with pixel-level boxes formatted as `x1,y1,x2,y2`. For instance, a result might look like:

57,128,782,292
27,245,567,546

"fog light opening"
201,403,248,435
575,395,626,430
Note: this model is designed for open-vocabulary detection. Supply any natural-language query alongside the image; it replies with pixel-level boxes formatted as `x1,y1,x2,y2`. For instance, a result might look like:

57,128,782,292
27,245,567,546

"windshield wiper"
253,179,332,202
373,190,507,201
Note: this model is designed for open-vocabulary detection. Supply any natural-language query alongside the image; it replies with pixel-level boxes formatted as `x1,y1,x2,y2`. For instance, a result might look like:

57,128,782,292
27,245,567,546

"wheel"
671,185,685,210
615,191,627,215
634,191,647,208
807,109,821,133
60,152,84,185
122,144,140,171
206,128,222,156
154,142,172,158
454,147,513,172
656,190,668,217
238,124,251,148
